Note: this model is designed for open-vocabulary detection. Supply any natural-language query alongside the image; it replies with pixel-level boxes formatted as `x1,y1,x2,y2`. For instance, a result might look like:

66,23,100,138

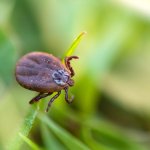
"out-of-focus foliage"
0,0,150,150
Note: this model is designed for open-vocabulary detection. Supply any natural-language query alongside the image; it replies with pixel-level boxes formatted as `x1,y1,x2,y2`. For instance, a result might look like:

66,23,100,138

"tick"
15,52,78,112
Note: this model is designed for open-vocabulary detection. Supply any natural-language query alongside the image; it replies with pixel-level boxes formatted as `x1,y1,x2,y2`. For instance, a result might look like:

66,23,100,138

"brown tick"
15,52,78,112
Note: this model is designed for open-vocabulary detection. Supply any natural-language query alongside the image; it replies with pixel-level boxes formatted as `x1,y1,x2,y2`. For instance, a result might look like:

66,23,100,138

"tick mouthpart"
67,79,74,86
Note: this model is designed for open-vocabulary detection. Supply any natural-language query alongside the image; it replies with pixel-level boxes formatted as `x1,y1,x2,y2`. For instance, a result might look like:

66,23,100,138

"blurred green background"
0,0,150,150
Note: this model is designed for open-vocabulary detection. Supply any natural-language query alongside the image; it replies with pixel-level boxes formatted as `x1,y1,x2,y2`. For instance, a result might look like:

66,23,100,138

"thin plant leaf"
41,123,65,150
64,31,86,57
84,118,147,150
39,114,90,150
19,133,41,150
8,105,39,150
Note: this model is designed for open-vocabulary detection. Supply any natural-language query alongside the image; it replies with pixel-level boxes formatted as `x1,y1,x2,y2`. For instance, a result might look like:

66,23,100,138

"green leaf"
19,133,41,150
8,106,39,150
39,114,90,150
64,31,86,57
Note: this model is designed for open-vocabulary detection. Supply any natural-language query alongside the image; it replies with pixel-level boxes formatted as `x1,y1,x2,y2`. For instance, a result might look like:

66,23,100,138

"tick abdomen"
15,52,68,92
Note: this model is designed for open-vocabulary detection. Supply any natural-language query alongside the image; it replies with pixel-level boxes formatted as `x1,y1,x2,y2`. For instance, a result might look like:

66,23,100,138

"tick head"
52,69,74,86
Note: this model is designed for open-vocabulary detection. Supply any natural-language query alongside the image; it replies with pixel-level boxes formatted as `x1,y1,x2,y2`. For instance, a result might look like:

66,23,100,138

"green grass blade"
39,114,90,150
84,118,147,150
41,123,65,150
8,106,39,150
19,133,41,150
65,31,86,57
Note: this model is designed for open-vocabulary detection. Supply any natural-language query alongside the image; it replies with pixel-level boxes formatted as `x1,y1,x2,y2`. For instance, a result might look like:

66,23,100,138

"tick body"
15,52,78,112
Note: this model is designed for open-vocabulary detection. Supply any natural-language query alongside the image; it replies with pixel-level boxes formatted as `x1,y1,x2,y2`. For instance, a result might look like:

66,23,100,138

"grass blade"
41,123,65,150
39,114,90,150
65,31,86,57
19,133,41,150
8,106,39,150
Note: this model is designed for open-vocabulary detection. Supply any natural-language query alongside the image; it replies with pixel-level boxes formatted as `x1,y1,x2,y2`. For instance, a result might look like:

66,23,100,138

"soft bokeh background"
0,0,150,150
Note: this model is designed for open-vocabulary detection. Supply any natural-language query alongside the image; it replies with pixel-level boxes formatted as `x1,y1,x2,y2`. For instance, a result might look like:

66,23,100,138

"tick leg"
46,91,61,112
64,87,74,104
65,56,79,77
29,92,53,104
